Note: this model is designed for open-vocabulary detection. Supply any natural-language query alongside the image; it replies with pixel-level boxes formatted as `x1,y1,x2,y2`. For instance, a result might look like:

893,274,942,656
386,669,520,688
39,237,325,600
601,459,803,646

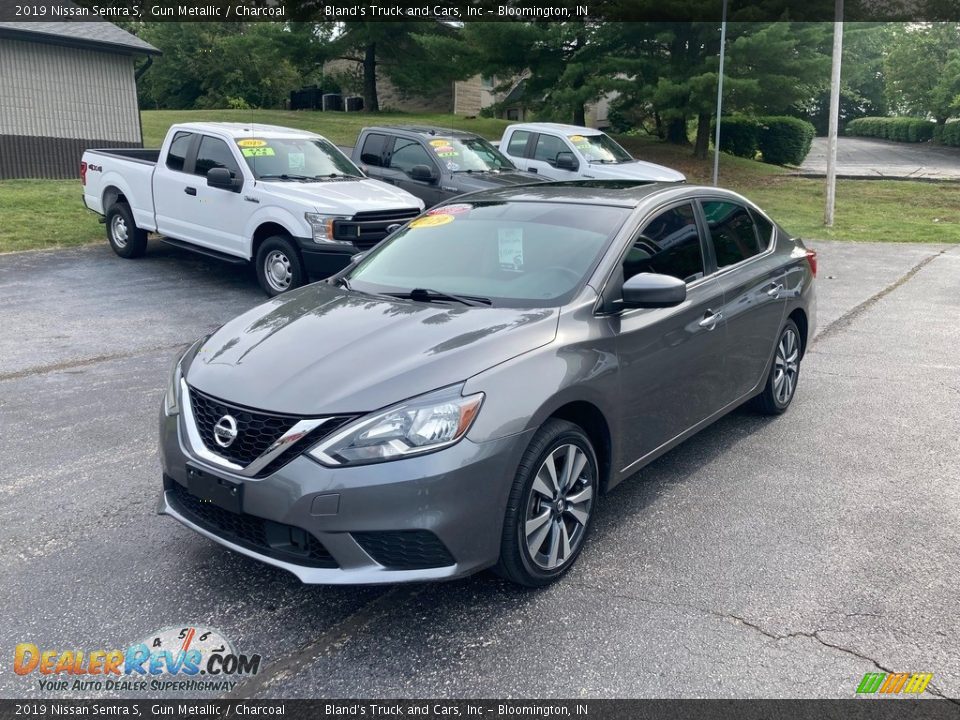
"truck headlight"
307,386,484,466
305,212,351,244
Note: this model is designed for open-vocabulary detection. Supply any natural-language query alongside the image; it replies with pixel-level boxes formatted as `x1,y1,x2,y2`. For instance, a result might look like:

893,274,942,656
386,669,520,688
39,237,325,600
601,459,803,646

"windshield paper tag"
498,228,524,271
427,203,471,216
242,147,275,158
288,152,305,170
409,215,455,229
237,139,267,148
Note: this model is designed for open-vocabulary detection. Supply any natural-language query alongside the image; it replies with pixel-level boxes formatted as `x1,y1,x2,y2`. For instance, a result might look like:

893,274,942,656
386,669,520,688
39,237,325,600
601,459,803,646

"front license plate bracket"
186,465,243,514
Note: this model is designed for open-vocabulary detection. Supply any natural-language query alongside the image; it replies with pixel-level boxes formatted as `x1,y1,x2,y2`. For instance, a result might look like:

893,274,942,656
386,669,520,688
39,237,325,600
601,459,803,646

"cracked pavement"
0,239,958,699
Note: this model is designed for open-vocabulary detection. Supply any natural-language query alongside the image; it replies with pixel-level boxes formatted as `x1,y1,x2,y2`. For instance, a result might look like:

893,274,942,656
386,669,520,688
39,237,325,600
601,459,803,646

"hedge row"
715,116,816,166
846,117,935,143
934,121,960,147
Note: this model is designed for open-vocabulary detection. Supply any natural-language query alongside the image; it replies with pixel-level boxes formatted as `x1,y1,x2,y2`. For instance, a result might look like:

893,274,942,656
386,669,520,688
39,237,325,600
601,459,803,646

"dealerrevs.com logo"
14,626,261,693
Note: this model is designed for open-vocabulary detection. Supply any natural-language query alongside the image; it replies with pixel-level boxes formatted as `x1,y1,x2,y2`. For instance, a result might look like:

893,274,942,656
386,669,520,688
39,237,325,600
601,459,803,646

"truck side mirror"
555,152,578,171
208,167,240,192
409,165,436,183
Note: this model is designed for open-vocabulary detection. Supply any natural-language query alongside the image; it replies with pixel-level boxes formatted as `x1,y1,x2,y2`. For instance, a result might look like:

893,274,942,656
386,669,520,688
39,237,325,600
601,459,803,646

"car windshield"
239,137,362,180
568,133,634,164
425,136,517,172
345,201,631,308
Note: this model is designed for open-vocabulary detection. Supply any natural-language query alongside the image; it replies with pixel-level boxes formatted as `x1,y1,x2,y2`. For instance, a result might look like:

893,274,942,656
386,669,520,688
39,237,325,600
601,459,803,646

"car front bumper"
158,405,531,584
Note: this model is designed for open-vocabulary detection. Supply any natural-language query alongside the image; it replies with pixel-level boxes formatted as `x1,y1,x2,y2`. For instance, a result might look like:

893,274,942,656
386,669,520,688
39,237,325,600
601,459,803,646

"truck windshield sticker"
241,147,275,158
288,152,306,170
428,139,458,158
409,214,455,229
237,139,268,148
498,228,524,272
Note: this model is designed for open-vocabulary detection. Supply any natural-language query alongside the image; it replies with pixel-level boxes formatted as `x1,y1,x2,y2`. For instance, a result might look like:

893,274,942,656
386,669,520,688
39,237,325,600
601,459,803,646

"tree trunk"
693,113,711,159
573,102,586,126
666,116,688,144
654,112,664,140
363,43,379,113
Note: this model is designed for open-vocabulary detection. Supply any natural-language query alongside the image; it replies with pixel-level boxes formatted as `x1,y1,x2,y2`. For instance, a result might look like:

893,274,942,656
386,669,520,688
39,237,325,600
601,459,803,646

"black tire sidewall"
501,420,599,586
105,203,146,258
255,236,305,297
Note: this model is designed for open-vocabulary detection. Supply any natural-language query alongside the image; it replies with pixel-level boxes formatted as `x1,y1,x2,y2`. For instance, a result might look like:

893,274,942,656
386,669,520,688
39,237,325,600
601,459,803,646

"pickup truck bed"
86,148,161,165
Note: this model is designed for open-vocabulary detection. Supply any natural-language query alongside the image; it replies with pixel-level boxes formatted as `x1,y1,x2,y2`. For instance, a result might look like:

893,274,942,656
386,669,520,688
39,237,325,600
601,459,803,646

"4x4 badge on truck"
213,415,238,448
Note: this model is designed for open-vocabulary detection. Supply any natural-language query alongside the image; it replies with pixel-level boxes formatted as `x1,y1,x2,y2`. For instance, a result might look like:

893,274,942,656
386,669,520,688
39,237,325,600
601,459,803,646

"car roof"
507,122,606,136
456,180,730,208
173,122,321,140
365,125,480,139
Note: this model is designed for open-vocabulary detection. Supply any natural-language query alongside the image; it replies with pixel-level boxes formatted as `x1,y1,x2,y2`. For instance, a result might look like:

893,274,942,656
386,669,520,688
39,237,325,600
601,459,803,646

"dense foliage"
846,117,936,142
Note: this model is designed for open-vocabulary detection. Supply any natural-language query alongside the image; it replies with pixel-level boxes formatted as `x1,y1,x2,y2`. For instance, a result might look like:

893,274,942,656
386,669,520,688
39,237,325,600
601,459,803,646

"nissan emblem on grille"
213,415,238,448
386,223,402,234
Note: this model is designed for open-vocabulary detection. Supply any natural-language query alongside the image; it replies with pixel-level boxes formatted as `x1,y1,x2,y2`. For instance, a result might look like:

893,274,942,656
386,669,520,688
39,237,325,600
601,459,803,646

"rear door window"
749,208,775,249
165,132,194,173
506,130,532,158
701,200,763,268
625,203,705,284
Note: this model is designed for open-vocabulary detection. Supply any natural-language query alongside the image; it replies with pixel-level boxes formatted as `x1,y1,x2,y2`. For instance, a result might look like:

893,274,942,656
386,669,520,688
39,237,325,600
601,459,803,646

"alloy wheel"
773,327,800,405
524,443,594,571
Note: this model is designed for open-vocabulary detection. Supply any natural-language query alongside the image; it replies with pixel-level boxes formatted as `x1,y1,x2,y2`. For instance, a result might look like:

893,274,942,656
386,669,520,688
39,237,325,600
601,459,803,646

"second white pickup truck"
81,122,425,295
499,123,685,183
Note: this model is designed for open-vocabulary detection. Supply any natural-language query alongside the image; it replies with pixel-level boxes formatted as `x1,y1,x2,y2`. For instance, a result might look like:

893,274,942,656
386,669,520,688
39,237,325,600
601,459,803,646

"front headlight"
305,212,351,244
163,336,207,416
163,353,184,416
307,386,484,466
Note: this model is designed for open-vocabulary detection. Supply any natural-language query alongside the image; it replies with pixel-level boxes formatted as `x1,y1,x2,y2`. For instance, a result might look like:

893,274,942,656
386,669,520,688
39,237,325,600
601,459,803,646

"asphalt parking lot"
1,238,958,699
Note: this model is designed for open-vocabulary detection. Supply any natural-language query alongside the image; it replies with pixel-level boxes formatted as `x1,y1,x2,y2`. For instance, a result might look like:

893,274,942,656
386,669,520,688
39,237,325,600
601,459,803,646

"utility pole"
712,0,728,187
824,0,844,226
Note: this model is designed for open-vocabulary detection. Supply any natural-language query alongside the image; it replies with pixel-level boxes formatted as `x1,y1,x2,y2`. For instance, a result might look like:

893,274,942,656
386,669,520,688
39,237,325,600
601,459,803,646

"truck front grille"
334,208,421,250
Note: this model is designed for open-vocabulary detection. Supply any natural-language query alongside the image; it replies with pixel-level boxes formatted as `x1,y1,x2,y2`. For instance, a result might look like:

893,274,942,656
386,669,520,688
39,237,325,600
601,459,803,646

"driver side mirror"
620,273,686,309
555,152,578,171
207,167,241,192
409,164,437,183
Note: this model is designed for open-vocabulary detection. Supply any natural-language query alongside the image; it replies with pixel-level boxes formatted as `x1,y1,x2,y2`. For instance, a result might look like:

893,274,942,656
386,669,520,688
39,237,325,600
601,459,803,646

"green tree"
884,22,960,126
135,22,329,109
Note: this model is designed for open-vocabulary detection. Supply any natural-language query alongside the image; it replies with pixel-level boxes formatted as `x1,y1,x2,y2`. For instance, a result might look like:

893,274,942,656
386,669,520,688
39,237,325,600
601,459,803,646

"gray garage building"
0,21,159,179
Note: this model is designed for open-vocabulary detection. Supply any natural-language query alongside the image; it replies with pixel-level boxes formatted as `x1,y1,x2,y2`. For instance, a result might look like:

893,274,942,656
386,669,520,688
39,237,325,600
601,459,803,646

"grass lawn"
1,109,957,253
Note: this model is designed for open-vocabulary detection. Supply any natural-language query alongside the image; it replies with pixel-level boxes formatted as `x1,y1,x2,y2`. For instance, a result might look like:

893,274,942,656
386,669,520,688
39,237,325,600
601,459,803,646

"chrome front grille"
182,383,352,477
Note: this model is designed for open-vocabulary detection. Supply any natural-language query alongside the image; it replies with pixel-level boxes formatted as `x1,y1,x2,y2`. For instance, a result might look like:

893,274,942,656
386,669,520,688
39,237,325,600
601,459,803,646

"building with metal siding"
0,20,159,179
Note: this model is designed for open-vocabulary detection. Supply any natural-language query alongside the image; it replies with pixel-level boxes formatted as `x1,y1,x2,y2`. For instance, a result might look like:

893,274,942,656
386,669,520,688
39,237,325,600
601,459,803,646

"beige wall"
0,38,141,142
322,59,451,114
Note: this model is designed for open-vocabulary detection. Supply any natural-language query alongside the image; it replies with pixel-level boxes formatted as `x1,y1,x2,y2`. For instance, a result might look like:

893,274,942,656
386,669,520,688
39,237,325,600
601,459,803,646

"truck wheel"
106,202,147,259
255,236,305,297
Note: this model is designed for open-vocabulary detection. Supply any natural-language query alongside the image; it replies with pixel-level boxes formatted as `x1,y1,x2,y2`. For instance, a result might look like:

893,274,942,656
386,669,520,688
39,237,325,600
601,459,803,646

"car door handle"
766,283,784,297
527,167,538,173
184,187,197,196
699,311,723,330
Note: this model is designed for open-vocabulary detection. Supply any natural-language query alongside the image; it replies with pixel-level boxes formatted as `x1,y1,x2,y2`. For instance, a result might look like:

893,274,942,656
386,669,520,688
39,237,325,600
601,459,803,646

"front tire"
255,236,306,297
751,319,802,415
105,202,147,258
495,419,598,587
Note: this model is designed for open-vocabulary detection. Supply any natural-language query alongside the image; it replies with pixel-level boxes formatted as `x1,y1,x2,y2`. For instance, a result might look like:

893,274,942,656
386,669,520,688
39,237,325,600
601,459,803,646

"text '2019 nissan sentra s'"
158,181,817,587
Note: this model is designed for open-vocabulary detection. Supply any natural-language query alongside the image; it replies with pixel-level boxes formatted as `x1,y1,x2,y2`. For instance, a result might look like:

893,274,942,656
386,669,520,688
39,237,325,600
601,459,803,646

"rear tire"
495,419,598,587
255,236,306,297
750,319,802,415
105,202,147,258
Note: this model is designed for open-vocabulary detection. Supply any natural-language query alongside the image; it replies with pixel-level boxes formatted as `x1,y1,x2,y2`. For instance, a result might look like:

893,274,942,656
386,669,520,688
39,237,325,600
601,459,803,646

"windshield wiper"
314,173,360,181
387,288,492,307
257,173,314,182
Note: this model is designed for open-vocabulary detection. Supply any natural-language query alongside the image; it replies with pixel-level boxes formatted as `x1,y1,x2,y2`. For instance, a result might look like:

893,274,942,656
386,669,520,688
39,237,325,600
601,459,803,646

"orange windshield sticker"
409,215,455,229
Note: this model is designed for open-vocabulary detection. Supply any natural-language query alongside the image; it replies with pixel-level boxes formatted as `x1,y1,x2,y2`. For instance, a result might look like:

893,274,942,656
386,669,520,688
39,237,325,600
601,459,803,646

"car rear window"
701,200,764,268
166,132,193,173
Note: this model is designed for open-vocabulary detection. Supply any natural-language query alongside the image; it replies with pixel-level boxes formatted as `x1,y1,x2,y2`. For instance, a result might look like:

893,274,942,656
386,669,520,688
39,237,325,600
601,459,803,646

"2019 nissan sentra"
158,181,817,587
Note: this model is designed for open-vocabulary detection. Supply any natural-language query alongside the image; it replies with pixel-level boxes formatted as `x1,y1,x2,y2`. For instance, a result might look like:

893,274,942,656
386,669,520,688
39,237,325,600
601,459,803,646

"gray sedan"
158,181,817,587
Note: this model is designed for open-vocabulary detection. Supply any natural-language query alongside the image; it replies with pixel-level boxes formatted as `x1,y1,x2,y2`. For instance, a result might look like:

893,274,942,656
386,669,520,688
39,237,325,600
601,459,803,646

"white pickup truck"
81,122,424,295
499,122,685,183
